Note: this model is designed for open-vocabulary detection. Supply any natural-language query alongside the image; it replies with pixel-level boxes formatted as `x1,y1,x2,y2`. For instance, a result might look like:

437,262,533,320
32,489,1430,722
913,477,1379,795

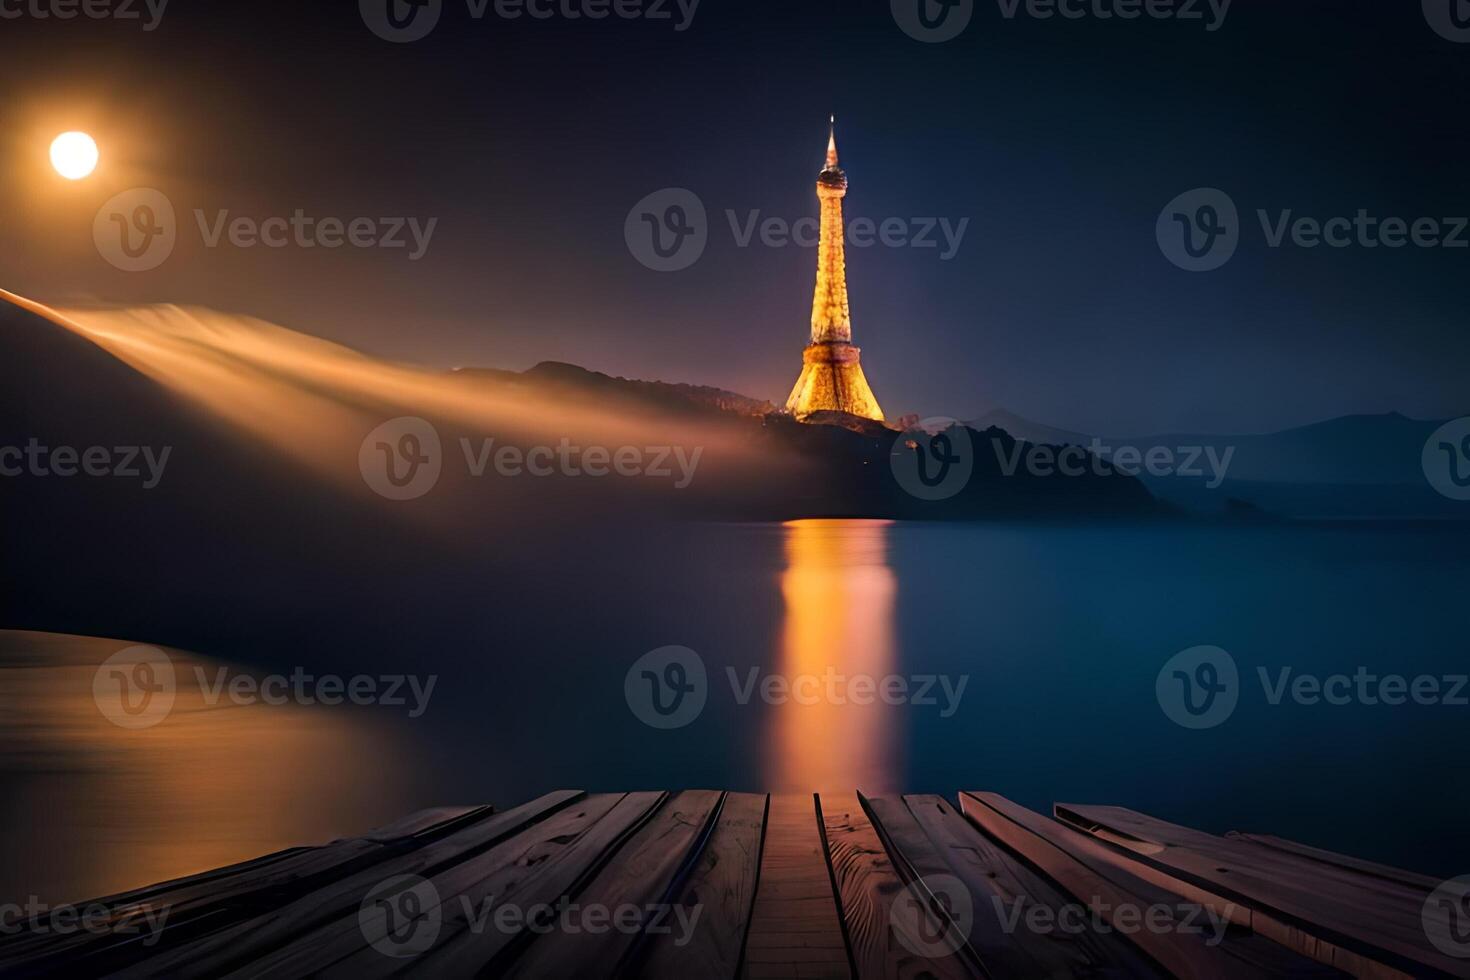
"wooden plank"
312,791,668,979
818,792,978,980
1055,803,1464,979
95,806,487,923
0,846,313,966
68,805,483,918
1223,834,1442,893
741,794,850,980
960,793,1345,980
895,793,1166,979
631,792,768,980
360,805,492,842
209,792,633,977
100,791,584,979
862,794,1011,977
501,790,724,978
71,847,313,912
0,803,502,973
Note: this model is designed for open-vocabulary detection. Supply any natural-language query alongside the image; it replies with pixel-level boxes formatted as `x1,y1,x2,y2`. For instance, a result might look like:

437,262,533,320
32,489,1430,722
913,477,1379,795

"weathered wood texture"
502,789,724,978
1223,833,1443,892
819,793,978,980
0,802,508,977
0,790,1454,980
960,792,1344,979
887,792,1168,979
107,791,583,979
1055,803,1469,979
632,791,768,980
327,791,666,978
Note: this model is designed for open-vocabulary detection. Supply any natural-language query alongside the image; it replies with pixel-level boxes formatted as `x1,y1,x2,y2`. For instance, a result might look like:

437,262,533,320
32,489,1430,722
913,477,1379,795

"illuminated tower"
784,118,885,422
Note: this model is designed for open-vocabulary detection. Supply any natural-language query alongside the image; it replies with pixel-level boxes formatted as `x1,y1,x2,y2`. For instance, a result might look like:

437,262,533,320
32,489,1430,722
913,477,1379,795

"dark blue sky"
2,0,1466,433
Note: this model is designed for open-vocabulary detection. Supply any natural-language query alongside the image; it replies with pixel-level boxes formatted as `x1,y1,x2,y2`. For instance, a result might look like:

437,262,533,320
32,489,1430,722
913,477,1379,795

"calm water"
3,518,1468,903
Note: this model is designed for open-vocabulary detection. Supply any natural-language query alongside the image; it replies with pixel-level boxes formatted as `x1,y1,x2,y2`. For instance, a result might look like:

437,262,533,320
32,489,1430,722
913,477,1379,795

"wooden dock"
2,790,1465,979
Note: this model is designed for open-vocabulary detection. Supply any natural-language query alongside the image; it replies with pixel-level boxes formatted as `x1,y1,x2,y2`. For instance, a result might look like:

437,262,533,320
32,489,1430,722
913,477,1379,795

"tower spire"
826,115,838,169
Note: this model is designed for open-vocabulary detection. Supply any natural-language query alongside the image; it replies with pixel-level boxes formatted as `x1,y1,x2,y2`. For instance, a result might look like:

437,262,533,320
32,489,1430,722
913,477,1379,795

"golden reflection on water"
767,519,901,792
0,631,417,905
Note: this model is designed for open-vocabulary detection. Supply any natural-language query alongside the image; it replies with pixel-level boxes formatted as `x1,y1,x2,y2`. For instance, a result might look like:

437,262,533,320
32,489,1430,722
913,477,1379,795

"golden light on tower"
50,131,99,180
785,117,885,422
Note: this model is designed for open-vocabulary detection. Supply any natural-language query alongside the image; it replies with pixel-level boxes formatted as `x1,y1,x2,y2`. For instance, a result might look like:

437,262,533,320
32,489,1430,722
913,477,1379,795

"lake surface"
3,518,1468,904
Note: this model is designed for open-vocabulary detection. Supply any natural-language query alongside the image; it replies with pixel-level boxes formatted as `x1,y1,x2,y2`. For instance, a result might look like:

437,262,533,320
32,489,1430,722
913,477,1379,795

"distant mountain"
967,409,1090,449
453,361,777,418
1121,413,1454,487
971,407,1456,486
966,406,1466,518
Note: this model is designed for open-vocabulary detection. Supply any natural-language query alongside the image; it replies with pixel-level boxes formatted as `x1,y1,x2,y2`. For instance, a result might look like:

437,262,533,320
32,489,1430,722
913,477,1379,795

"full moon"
50,131,99,180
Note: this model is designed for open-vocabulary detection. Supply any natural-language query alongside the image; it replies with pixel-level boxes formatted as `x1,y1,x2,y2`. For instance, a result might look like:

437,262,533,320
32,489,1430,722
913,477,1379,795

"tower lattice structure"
784,119,885,422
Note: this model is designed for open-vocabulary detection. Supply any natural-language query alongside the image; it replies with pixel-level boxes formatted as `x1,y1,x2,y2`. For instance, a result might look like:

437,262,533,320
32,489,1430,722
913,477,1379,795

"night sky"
2,0,1466,434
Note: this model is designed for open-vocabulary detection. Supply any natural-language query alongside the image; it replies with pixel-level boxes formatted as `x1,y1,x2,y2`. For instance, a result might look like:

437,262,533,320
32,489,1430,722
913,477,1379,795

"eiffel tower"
784,118,885,422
